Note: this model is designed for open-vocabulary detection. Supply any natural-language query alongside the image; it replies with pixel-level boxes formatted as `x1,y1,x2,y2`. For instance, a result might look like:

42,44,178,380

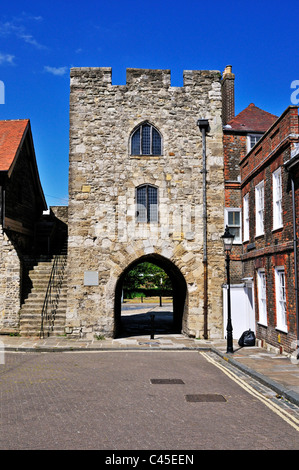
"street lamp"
221,225,235,353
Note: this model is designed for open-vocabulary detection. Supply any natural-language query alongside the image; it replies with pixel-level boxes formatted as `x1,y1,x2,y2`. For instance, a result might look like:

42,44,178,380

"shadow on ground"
118,304,177,338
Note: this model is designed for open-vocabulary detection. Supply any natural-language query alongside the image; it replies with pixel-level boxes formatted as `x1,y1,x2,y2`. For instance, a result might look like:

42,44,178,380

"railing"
40,250,67,338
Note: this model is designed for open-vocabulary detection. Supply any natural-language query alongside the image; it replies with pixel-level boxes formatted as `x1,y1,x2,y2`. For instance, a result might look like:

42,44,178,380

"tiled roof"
0,119,29,171
225,103,278,132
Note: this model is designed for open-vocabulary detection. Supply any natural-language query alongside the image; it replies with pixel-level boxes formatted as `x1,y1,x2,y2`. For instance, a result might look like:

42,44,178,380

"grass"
123,296,173,304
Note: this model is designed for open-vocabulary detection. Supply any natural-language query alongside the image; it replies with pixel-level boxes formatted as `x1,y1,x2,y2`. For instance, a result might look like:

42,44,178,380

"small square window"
225,208,241,243
247,134,262,152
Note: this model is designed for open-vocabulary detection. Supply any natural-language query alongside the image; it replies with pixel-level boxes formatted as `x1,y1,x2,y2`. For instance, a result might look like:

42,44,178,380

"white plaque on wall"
84,271,99,286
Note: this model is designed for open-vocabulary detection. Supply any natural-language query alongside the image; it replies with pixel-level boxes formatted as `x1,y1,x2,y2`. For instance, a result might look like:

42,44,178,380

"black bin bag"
238,329,256,347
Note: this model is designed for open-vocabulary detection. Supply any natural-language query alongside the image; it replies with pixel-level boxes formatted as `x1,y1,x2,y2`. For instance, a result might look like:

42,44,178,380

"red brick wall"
223,132,247,184
223,132,247,283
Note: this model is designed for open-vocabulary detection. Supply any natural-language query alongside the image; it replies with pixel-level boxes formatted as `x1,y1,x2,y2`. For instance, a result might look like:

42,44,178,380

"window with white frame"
257,269,267,326
255,181,264,236
275,267,287,332
243,193,249,241
247,134,262,152
273,168,283,230
136,184,158,223
225,208,241,243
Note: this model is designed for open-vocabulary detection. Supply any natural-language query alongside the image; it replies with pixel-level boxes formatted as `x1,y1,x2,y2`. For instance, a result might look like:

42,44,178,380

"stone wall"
0,227,21,331
67,67,225,339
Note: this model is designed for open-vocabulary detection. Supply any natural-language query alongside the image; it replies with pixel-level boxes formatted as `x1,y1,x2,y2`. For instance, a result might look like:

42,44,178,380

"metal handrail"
40,249,67,338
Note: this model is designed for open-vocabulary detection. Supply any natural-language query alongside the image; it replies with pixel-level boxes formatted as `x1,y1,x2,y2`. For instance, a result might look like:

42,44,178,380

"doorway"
114,254,187,338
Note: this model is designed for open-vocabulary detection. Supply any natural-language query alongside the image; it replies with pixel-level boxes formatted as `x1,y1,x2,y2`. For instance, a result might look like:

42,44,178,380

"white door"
223,282,255,340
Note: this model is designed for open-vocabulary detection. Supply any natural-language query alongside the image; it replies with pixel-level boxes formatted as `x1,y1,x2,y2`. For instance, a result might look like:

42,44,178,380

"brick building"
240,106,299,353
0,119,47,332
223,103,278,282
221,66,278,340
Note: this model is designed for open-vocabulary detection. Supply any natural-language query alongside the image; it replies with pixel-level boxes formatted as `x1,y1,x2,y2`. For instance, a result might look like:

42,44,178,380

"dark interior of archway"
114,254,187,338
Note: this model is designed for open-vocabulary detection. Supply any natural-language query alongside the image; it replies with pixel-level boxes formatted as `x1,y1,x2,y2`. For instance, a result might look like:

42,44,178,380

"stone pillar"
221,65,235,125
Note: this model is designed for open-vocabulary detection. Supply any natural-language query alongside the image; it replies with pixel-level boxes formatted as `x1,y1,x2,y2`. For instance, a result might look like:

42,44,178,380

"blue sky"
0,0,298,208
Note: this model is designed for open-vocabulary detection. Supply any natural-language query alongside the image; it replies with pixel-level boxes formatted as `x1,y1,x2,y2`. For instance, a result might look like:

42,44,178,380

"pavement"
1,328,299,407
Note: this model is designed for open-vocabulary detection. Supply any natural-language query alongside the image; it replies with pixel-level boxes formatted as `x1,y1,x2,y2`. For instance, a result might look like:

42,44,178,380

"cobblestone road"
1,350,299,450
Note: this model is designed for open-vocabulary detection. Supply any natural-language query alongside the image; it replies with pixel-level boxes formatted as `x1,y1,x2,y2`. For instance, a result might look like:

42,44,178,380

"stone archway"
114,253,187,338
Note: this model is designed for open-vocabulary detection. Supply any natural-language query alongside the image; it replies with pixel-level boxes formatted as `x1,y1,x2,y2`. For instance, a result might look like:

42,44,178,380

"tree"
123,262,172,292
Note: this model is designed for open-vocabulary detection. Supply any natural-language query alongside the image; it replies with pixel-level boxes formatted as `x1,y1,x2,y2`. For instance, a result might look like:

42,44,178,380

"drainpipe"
285,156,299,349
291,173,299,344
197,119,210,339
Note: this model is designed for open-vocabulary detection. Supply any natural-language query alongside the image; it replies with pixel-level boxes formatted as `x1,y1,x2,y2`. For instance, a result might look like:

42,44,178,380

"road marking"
200,351,299,432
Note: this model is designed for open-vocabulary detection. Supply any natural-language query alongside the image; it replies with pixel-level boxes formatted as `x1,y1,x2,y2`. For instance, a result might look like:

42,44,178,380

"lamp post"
221,225,235,353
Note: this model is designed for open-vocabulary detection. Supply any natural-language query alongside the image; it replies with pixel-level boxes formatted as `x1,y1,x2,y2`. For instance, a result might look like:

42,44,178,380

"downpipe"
197,119,210,339
291,175,299,348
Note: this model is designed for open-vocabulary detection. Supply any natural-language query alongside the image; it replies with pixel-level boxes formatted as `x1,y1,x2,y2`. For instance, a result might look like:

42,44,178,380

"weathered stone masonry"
67,67,225,339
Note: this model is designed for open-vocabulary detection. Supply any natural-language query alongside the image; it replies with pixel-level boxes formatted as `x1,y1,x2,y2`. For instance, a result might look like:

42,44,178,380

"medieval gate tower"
67,67,225,339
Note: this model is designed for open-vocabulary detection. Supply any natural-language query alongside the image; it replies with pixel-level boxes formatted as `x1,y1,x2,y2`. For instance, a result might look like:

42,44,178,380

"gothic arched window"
131,123,162,156
136,185,158,222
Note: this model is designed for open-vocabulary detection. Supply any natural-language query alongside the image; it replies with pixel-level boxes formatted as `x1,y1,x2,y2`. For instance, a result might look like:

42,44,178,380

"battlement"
70,67,222,90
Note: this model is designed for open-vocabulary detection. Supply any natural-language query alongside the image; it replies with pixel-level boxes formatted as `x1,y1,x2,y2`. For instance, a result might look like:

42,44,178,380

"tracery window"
131,123,162,156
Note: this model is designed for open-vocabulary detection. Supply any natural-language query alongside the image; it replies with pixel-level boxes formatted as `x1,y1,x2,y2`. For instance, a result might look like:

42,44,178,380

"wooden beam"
4,217,32,236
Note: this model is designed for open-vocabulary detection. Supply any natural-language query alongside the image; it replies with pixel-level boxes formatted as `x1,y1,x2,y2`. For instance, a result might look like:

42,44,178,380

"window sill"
275,326,288,334
257,322,268,328
255,233,264,240
130,155,162,159
136,221,159,225
272,226,283,233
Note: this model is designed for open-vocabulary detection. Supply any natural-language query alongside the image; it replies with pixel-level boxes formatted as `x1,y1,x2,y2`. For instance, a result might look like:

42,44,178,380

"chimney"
221,65,235,125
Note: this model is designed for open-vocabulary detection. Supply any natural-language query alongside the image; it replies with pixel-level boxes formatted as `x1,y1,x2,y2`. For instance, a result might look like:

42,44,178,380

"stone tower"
67,67,225,339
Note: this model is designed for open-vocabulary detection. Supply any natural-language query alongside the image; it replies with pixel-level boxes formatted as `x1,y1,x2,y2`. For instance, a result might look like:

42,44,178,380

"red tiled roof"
0,119,29,171
225,103,278,132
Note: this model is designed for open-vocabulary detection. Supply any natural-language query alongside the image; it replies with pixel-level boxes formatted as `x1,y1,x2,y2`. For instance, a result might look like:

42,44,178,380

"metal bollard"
150,314,155,339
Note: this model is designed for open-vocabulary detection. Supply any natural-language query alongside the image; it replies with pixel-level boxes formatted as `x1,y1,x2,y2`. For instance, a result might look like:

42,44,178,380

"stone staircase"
19,252,67,337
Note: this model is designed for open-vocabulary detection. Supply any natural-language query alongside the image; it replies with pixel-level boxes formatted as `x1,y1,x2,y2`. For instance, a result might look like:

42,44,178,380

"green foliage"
123,262,172,292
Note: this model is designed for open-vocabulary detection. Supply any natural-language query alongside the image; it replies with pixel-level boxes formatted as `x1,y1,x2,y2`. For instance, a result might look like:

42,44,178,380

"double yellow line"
200,351,299,432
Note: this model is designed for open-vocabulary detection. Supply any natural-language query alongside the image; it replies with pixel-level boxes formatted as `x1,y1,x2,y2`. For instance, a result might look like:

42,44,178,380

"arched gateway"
114,254,187,337
66,67,225,340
